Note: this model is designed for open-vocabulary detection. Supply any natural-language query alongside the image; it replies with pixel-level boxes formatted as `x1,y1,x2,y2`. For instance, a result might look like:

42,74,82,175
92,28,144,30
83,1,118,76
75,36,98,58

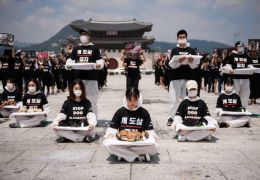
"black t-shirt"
251,57,260,68
124,58,143,78
110,107,154,131
70,45,102,81
216,93,242,110
59,98,92,127
225,53,253,79
2,89,22,102
176,99,210,126
168,47,197,81
22,92,48,110
13,57,24,76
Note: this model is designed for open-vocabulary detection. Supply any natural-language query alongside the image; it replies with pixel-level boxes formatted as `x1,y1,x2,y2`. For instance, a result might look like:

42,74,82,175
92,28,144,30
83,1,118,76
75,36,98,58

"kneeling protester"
172,80,218,142
51,79,97,143
103,88,158,162
9,79,49,128
215,78,251,128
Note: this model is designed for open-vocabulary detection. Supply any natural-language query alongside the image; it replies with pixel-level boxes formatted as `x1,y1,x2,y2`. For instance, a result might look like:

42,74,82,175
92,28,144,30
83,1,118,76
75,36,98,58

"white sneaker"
205,135,212,141
117,156,122,161
177,135,186,142
145,154,151,162
138,155,145,162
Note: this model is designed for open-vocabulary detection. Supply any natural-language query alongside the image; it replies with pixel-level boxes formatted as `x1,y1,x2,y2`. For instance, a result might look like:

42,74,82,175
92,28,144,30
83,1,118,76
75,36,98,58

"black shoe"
56,137,71,143
243,122,250,128
83,135,96,143
9,123,20,128
219,122,229,128
167,118,174,126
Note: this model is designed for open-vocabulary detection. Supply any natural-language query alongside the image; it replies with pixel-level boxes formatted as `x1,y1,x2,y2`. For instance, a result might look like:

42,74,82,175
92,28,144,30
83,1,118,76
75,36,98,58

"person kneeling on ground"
0,78,22,117
9,79,49,128
172,80,218,142
103,88,158,162
216,78,250,128
51,79,97,143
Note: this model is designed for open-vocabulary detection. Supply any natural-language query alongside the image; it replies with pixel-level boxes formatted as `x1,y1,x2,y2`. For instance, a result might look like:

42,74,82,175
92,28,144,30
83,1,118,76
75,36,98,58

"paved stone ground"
0,75,260,180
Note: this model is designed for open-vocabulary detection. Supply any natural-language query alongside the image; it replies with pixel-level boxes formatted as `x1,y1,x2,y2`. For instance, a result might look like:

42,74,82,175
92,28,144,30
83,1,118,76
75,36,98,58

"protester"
172,80,218,142
103,88,158,162
166,29,198,126
51,79,97,143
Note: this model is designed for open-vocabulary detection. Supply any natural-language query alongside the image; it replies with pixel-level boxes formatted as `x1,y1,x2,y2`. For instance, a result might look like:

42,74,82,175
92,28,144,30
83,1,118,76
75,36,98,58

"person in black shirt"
172,80,217,142
52,79,97,143
66,28,104,118
249,50,260,104
0,78,22,117
120,43,146,90
166,30,198,126
103,88,158,162
215,78,250,128
13,50,25,95
222,41,253,108
9,79,49,128
0,51,13,90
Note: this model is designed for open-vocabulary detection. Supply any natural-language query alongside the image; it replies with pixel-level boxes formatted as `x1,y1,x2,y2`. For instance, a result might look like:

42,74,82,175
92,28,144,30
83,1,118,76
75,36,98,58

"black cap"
235,41,244,47
79,28,90,35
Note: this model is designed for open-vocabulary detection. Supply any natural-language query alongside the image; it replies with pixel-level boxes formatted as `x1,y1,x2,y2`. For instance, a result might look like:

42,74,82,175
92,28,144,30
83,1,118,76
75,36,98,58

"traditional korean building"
67,18,155,69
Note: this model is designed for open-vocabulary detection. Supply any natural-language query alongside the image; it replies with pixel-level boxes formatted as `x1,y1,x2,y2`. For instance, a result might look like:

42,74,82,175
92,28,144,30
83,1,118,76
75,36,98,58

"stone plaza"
0,74,260,180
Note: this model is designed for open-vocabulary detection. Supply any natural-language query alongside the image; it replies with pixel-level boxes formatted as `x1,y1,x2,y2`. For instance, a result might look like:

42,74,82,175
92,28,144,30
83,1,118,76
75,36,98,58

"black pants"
126,77,139,90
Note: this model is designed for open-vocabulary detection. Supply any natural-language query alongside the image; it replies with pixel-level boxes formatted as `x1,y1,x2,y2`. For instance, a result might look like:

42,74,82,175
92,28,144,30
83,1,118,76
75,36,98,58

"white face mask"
178,38,187,44
237,47,244,54
6,83,14,90
80,35,89,44
73,90,82,97
188,90,197,97
225,86,234,93
28,86,36,93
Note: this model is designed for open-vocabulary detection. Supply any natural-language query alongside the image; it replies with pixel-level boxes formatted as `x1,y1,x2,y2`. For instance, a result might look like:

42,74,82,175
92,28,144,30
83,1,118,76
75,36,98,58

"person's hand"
229,69,234,74
96,64,101,69
51,122,59,131
178,55,186,63
88,124,95,129
105,134,115,139
188,56,194,63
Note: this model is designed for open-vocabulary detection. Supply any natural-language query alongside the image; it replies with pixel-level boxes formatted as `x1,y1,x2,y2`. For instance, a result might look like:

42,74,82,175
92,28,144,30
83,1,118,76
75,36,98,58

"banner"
0,33,14,47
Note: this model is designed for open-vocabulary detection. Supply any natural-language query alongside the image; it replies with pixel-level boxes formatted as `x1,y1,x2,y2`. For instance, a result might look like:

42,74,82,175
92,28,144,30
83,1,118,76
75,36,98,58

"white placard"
172,55,202,65
65,62,96,70
176,121,216,131
10,111,47,117
54,126,90,131
104,137,156,146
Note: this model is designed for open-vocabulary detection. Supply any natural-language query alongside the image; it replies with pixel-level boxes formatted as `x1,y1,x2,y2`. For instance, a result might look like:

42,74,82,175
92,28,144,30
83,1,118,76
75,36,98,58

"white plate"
171,55,202,65
104,137,156,146
10,111,47,117
54,126,90,131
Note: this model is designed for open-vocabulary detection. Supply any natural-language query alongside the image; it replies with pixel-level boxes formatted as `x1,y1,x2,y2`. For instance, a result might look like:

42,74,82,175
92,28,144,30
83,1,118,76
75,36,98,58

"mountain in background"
18,23,231,53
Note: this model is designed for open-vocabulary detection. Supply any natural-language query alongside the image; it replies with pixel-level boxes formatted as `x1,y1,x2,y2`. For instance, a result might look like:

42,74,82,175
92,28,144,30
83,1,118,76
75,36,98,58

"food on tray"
116,130,149,142
18,107,42,113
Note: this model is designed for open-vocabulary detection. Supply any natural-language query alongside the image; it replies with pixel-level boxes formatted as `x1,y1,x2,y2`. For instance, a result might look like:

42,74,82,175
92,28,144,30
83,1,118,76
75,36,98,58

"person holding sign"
167,30,200,126
103,88,158,162
215,78,250,128
51,79,97,143
66,28,104,118
9,79,49,128
222,41,253,108
172,80,218,142
120,42,146,89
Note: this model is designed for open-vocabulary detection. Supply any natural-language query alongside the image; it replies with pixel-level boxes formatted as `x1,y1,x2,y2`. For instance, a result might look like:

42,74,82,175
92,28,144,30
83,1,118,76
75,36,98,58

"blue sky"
0,0,259,46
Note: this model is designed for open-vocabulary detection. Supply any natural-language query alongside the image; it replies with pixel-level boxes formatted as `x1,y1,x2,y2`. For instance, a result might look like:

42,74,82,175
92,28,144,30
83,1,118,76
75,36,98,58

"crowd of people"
0,28,259,163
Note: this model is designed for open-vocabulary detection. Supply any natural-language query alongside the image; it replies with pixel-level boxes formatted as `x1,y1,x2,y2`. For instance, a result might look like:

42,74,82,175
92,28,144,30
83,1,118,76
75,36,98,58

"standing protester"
249,50,260,104
223,41,253,108
13,50,25,95
23,55,38,92
120,42,146,89
51,56,63,93
67,28,104,117
40,58,52,96
0,50,13,89
166,29,197,126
